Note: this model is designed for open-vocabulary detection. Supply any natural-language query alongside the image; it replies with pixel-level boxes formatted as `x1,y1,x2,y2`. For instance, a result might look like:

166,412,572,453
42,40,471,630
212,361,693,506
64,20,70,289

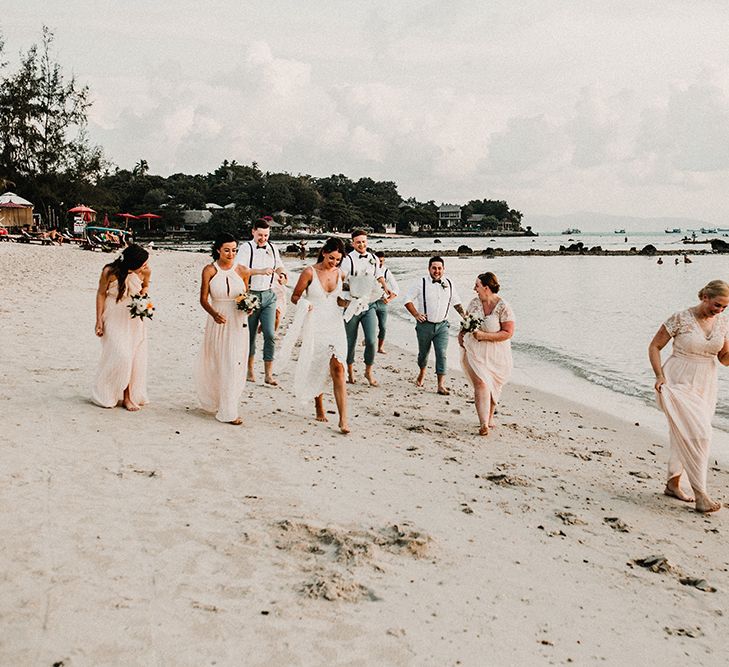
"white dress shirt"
235,240,285,291
382,267,399,295
404,275,462,323
341,250,384,302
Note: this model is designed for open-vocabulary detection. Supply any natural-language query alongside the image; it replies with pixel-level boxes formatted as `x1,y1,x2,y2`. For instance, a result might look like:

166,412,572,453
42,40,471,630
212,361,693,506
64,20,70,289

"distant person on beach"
373,251,399,354
649,279,729,513
235,217,288,386
684,254,692,264
458,272,515,436
298,239,307,260
92,244,151,411
195,233,273,425
657,257,664,265
284,237,350,434
404,256,464,395
341,230,393,386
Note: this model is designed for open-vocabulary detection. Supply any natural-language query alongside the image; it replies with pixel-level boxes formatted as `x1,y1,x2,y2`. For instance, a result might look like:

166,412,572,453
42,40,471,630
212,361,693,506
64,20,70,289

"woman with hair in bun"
195,233,272,425
283,237,350,434
649,279,729,513
92,243,151,410
458,272,515,436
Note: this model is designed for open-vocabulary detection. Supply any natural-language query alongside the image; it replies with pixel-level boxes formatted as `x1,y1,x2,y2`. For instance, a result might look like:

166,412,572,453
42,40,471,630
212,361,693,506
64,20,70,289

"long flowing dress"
461,297,514,404
92,273,149,408
195,263,249,422
281,268,347,402
656,309,728,493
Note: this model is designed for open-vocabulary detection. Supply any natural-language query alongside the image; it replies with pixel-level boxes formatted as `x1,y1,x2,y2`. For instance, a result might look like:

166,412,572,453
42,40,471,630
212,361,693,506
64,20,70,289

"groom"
341,229,393,386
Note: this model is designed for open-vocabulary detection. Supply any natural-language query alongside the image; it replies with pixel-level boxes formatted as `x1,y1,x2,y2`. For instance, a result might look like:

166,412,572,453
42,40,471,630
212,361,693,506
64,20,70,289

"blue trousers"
345,304,377,366
248,289,276,362
416,320,450,375
372,299,388,341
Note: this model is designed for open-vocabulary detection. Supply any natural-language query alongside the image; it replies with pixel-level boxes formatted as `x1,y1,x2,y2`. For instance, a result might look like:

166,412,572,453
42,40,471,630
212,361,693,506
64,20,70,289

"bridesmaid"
458,272,515,436
649,279,729,513
92,244,151,411
195,233,272,424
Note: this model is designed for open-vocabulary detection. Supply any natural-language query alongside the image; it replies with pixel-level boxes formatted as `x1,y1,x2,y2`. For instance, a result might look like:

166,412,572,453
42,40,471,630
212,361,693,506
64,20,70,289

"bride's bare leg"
488,399,497,428
331,357,350,434
314,395,328,422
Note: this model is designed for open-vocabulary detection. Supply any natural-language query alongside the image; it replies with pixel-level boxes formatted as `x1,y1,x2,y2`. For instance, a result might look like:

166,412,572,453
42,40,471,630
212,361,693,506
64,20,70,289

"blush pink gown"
195,263,249,422
657,309,729,493
92,273,149,408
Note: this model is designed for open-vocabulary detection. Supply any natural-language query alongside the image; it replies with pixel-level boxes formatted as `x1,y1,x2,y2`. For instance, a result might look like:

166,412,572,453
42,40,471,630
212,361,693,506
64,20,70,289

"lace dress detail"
92,273,149,407
656,309,729,492
194,263,249,422
460,297,514,403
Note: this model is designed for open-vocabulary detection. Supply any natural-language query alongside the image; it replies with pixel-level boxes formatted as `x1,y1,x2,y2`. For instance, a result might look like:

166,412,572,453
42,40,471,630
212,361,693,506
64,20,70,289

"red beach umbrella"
138,212,162,230
68,204,96,214
115,212,139,229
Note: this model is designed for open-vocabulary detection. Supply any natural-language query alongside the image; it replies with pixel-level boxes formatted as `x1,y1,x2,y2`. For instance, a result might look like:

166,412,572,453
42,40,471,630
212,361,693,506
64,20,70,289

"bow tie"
432,279,442,284
358,253,368,259
256,245,267,250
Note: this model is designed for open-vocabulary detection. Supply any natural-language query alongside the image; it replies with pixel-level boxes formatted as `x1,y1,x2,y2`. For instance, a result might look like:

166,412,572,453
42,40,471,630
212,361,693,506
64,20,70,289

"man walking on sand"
341,230,393,386
236,217,288,385
373,251,398,354
403,256,464,395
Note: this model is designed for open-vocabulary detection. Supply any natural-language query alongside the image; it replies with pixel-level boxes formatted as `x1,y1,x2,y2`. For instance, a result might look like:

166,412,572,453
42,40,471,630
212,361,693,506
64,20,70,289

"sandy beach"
1,242,727,666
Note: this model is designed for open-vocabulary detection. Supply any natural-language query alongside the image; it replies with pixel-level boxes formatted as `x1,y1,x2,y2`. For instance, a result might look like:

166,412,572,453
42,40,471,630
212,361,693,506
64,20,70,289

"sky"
3,1,729,225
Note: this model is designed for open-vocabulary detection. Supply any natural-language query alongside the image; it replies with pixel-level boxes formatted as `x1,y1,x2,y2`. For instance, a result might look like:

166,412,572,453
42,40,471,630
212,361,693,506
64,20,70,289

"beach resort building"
437,204,461,229
0,192,34,230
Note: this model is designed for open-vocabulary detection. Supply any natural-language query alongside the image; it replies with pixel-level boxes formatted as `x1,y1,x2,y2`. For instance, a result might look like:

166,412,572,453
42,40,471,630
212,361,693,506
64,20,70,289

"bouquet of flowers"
460,312,482,333
235,292,260,314
129,294,155,320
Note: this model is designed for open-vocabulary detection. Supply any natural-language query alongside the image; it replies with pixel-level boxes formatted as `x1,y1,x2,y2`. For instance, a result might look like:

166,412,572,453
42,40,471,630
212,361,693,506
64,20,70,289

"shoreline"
2,243,728,664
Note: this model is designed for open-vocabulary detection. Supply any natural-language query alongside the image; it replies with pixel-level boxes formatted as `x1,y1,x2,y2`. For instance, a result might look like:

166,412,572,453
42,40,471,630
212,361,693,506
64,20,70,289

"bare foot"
228,418,243,426
664,478,694,503
488,420,496,428
378,348,386,354
339,421,350,434
123,399,140,412
437,386,450,396
365,374,379,387
316,414,329,423
264,376,278,386
695,494,721,513
347,375,356,385
247,373,255,383
478,424,489,436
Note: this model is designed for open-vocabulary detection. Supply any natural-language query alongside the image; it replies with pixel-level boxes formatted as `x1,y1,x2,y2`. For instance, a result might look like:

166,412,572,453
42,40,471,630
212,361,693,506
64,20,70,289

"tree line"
0,27,523,238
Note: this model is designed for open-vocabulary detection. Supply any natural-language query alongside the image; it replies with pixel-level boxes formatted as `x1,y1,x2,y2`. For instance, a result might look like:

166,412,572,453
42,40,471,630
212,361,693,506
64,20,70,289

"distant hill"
525,212,712,233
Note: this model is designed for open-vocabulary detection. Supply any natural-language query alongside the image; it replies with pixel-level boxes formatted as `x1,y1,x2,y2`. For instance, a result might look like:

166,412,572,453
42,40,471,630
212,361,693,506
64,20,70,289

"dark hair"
105,243,149,302
253,217,271,230
317,237,346,263
429,256,444,267
375,251,385,259
478,271,500,293
211,233,237,260
351,229,367,239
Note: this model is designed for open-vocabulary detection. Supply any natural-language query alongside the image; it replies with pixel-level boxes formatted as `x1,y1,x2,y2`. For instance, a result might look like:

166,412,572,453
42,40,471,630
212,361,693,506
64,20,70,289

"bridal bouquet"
236,292,260,314
129,294,155,320
460,313,482,333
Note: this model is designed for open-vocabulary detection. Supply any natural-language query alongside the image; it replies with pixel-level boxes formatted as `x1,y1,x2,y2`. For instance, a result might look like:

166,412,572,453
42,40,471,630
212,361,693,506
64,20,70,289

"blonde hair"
698,280,729,300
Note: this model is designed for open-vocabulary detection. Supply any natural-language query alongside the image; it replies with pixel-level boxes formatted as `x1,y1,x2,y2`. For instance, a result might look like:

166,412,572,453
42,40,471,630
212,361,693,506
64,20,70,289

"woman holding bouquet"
458,272,515,436
284,237,350,434
195,233,272,424
649,279,729,513
92,243,151,410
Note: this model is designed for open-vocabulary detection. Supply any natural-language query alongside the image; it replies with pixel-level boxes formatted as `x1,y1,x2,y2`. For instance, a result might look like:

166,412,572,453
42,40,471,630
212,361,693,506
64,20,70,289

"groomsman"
403,256,464,395
373,251,399,354
342,230,394,386
236,217,287,385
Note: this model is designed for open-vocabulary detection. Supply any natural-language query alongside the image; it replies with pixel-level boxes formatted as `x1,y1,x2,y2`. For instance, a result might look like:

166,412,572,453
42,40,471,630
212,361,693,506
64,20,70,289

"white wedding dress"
280,268,347,401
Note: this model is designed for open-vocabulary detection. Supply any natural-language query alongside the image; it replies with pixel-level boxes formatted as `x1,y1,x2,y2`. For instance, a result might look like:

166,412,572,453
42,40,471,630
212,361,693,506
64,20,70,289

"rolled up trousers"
415,320,449,375
345,303,377,366
248,289,277,362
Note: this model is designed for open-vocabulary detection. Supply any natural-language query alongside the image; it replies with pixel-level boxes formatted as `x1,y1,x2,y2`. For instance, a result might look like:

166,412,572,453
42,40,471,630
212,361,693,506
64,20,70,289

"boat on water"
664,228,682,233
700,227,718,234
561,228,581,235
614,229,626,234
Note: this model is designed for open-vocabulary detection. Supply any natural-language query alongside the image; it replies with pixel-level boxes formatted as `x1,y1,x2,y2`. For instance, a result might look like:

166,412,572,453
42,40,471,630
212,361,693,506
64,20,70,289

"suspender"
248,241,276,288
422,277,452,321
349,251,375,277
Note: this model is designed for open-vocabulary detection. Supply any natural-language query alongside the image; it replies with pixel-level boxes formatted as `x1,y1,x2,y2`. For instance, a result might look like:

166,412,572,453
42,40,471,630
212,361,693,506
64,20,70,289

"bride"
285,237,350,434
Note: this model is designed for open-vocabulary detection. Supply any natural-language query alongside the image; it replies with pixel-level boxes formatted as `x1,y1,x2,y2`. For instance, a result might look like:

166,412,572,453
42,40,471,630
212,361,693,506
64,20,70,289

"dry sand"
1,242,727,666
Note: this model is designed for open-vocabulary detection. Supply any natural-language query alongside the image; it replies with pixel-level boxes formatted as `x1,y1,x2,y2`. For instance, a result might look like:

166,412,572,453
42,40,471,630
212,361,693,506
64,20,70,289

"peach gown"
461,297,514,404
657,309,729,493
195,263,249,422
92,273,149,408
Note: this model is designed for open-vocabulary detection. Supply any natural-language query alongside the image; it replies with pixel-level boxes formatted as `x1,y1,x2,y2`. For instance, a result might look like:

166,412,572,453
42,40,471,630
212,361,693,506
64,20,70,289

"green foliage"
196,209,247,241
